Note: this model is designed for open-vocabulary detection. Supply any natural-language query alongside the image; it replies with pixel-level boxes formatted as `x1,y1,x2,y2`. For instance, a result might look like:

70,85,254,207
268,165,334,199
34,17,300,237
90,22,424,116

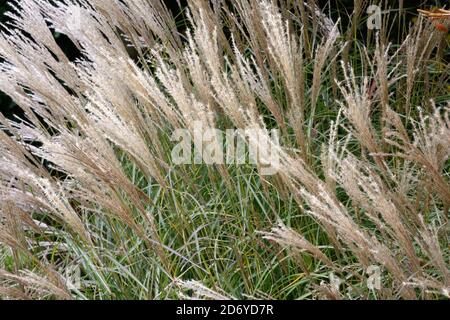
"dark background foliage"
0,0,447,120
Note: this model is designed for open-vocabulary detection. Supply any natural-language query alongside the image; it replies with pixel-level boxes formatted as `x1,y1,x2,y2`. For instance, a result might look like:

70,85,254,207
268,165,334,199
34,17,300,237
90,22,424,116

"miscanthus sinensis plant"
0,0,449,300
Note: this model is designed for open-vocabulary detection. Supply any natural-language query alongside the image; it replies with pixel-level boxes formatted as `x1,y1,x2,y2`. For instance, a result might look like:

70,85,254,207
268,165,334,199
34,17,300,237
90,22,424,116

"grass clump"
0,0,449,300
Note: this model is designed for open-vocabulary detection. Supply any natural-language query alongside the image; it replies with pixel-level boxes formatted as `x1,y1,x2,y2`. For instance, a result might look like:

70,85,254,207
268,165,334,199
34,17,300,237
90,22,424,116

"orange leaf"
434,23,449,33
